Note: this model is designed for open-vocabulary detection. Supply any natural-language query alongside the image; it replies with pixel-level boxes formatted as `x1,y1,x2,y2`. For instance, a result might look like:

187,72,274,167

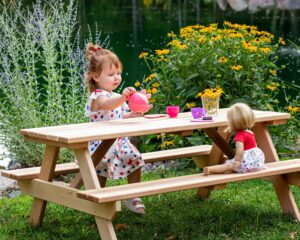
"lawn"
0,168,299,240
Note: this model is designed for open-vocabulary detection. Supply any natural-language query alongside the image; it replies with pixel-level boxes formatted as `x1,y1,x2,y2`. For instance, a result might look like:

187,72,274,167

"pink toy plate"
144,114,168,119
190,118,214,122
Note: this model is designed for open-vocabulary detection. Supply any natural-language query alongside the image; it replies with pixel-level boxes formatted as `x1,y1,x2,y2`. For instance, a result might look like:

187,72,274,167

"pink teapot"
128,89,151,113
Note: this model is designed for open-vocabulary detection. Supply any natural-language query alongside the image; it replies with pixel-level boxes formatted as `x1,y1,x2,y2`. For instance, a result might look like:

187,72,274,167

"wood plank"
203,128,235,159
1,162,79,180
73,147,119,239
286,172,300,186
253,123,279,163
192,155,209,168
96,218,117,240
77,159,300,203
2,146,212,180
196,127,231,198
73,148,101,189
18,179,120,220
28,146,59,227
253,123,300,221
70,139,116,188
142,145,211,163
207,127,232,165
19,110,290,144
24,136,87,149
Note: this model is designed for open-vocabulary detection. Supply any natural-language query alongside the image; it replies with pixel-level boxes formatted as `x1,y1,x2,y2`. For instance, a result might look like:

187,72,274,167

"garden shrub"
139,22,285,111
0,0,107,166
138,22,299,155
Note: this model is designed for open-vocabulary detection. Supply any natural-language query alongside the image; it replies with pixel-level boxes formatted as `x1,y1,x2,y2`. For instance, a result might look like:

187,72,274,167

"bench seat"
1,145,212,180
77,159,300,203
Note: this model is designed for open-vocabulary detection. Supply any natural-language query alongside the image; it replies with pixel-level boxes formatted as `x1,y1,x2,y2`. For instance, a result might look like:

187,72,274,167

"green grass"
1,168,300,240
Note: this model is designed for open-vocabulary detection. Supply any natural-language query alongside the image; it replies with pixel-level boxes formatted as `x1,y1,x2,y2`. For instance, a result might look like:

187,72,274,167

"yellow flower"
252,38,261,44
266,82,280,91
229,32,243,38
287,106,300,113
260,47,271,54
186,102,196,108
167,31,176,38
151,82,160,88
218,57,228,63
242,41,257,52
278,37,286,45
269,69,277,76
167,40,187,49
242,41,250,48
151,88,157,94
180,26,194,39
161,139,175,148
177,43,187,49
198,35,206,44
149,98,155,103
155,49,170,56
139,52,148,59
144,73,156,82
134,81,141,87
231,65,243,71
197,87,223,99
260,36,271,43
266,85,276,91
248,46,257,52
212,35,221,41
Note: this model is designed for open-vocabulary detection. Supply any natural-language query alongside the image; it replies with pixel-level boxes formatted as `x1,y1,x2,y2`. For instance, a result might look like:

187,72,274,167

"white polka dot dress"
85,89,144,179
225,147,265,173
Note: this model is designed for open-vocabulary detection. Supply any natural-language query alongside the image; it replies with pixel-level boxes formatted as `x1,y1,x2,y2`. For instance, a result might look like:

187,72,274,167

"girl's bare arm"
235,141,244,162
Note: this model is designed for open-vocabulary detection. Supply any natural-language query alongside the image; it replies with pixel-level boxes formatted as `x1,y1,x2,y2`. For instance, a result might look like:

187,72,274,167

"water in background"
78,0,300,89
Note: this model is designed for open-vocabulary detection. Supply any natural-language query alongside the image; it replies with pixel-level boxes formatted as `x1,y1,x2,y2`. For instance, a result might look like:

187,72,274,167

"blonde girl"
85,43,146,214
204,103,265,175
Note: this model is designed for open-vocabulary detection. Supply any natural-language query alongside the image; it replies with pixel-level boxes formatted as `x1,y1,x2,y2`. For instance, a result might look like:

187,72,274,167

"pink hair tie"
93,47,102,52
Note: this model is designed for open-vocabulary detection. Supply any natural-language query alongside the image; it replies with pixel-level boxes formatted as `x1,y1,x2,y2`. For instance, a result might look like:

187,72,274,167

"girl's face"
93,61,122,93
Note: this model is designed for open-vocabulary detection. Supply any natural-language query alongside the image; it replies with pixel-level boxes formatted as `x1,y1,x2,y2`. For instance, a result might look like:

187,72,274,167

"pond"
77,0,300,90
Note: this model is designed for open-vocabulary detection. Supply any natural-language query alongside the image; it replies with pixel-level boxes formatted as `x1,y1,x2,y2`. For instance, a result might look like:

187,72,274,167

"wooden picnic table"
3,108,300,240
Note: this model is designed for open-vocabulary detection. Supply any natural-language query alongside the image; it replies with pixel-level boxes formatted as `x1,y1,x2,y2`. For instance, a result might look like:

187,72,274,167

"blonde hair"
85,43,123,93
227,103,255,132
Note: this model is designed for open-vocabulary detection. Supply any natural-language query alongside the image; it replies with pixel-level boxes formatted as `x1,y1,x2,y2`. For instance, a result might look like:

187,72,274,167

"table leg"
196,127,232,198
253,123,300,220
70,139,115,189
28,145,60,226
74,147,118,240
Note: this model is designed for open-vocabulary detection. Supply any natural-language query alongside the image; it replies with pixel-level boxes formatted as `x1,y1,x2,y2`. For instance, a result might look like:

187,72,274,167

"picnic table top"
20,109,290,144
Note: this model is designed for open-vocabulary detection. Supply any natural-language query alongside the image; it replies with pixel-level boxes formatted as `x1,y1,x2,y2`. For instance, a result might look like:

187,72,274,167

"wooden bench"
77,159,300,204
2,145,212,181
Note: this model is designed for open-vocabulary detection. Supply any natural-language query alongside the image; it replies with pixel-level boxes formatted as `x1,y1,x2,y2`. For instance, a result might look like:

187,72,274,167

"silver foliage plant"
0,0,108,166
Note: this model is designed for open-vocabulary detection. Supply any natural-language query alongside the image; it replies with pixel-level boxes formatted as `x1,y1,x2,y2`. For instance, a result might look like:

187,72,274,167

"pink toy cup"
166,106,179,118
191,107,206,119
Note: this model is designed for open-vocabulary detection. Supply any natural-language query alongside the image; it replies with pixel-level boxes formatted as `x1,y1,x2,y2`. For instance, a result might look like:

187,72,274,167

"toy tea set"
127,90,213,121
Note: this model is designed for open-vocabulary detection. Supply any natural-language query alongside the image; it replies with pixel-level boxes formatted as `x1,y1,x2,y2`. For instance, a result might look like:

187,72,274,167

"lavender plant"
0,0,108,166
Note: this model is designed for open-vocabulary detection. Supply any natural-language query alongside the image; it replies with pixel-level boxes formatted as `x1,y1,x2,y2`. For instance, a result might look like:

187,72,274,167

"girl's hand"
130,112,144,118
122,87,136,100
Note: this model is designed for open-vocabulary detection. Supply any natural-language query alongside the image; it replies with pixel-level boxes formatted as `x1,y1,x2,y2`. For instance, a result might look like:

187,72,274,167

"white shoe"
123,198,145,215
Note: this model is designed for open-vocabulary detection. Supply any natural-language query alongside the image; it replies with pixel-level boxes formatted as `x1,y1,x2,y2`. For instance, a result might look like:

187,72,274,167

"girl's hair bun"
86,42,102,60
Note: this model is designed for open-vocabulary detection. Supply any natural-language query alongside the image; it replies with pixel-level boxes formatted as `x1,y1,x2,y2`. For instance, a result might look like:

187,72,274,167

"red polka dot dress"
86,89,144,179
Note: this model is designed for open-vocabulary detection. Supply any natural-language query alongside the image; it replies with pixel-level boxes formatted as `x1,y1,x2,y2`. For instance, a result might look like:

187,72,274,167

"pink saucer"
190,118,214,122
144,114,168,119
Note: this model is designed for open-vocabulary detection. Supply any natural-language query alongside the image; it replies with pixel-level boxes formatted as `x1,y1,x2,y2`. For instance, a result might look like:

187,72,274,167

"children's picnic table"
3,109,300,240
